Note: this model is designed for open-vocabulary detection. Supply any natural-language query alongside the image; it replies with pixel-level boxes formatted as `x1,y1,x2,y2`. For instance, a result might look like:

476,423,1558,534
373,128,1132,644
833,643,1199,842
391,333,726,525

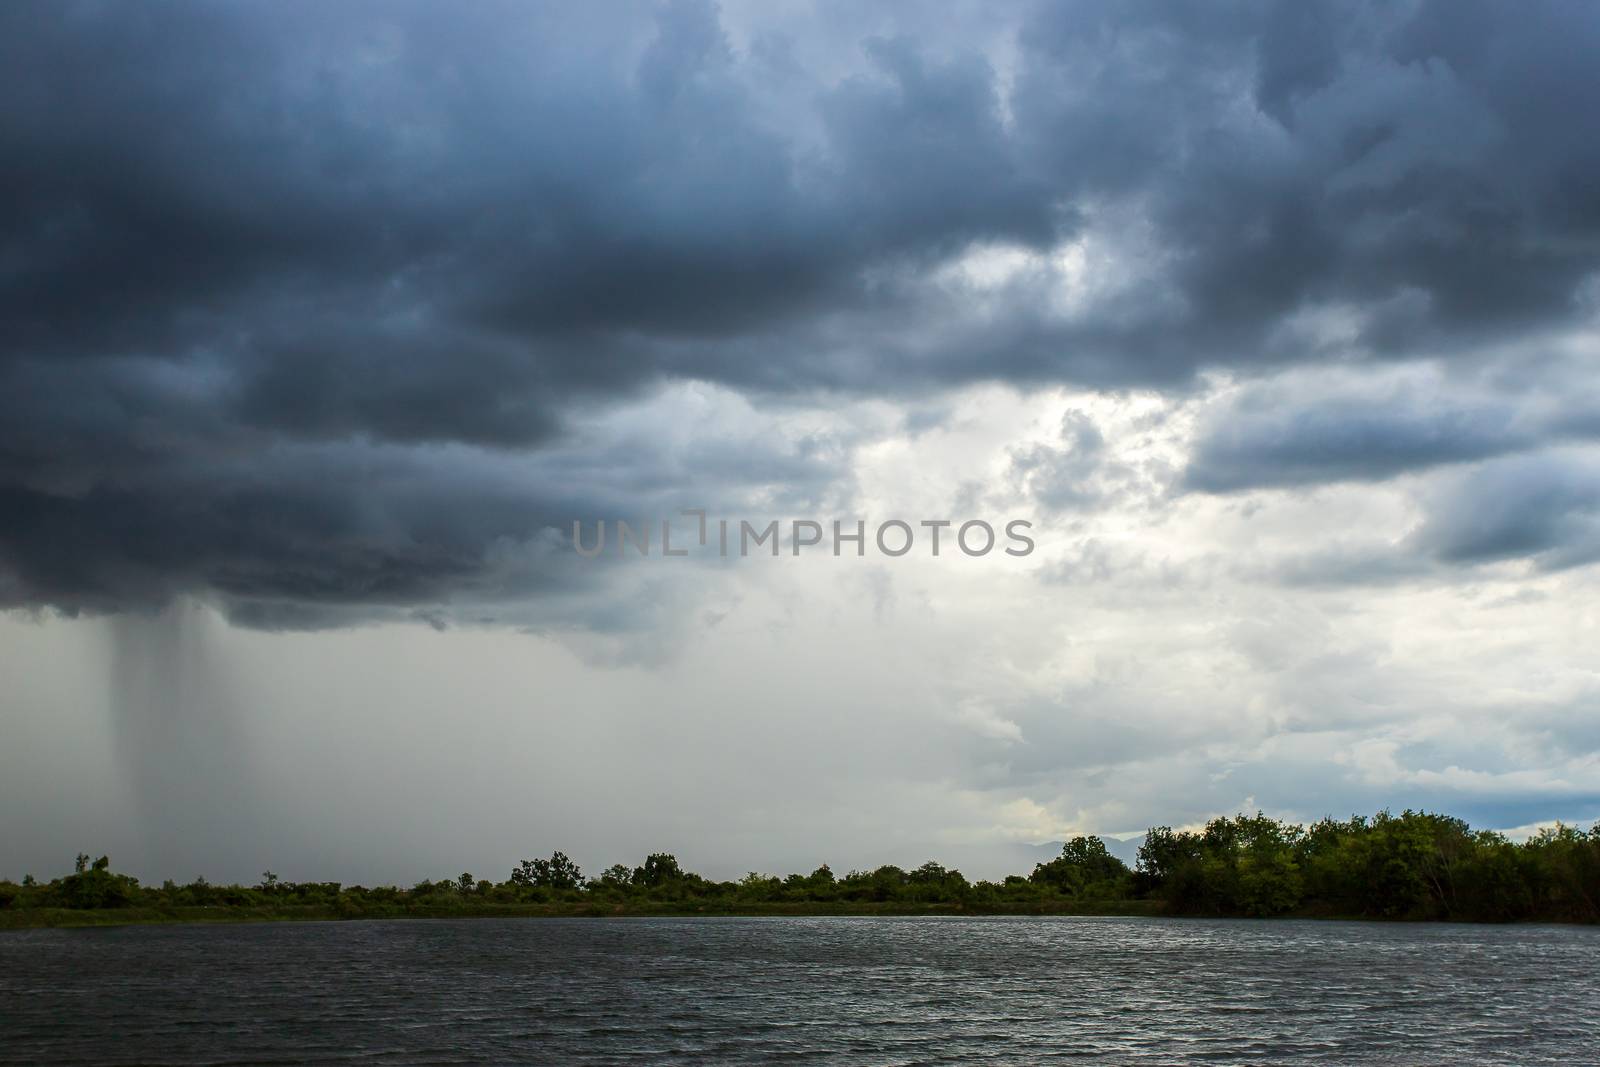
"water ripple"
2,916,1597,1065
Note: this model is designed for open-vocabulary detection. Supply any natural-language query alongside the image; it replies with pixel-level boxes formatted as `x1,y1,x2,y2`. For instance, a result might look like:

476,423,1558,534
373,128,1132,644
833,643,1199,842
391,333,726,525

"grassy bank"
1,899,1168,931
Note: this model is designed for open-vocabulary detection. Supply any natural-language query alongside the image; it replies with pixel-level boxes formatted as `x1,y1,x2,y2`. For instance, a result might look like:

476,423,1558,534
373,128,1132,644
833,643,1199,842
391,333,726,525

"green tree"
598,864,633,887
511,851,584,890
1032,836,1131,898
633,853,683,887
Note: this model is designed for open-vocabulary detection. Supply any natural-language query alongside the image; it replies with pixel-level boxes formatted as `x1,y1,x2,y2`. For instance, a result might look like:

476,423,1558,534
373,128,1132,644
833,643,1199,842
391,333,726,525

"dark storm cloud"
0,381,862,620
1183,380,1538,492
5,0,1600,618
1412,454,1600,571
1247,451,1600,588
1024,0,1598,361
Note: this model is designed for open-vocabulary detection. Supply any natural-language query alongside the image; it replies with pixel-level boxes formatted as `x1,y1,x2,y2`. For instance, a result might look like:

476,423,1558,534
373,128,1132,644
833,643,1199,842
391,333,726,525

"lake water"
2,915,1595,1064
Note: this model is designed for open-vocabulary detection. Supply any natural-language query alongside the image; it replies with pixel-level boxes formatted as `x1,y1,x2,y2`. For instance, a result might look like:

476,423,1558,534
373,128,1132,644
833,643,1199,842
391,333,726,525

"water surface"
3,916,1595,1064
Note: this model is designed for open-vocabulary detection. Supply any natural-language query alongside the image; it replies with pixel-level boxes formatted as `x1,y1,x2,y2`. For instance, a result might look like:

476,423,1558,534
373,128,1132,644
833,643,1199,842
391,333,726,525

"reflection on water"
3,915,1596,1064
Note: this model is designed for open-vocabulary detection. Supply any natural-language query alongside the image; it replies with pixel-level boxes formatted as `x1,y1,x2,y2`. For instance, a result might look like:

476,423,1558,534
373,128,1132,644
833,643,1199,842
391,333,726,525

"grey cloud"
6,0,1600,619
1263,544,1436,590
1182,341,1600,494
1183,380,1537,492
1248,450,1600,588
1412,453,1600,571
1011,0,1600,365
1007,411,1112,512
0,387,860,624
1514,689,1600,767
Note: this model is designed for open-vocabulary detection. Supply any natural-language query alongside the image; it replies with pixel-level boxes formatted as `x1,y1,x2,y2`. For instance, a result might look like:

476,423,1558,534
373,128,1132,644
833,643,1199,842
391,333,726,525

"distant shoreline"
8,811,1597,929
9,902,1599,932
2,900,1175,931
15,899,1595,932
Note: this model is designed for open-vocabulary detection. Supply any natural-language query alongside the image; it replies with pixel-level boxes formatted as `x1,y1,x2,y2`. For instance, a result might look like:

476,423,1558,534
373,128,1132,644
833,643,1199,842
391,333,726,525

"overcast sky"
4,0,1600,885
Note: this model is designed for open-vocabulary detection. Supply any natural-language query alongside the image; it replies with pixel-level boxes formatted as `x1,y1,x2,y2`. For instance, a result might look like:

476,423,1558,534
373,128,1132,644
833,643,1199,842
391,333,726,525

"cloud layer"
5,0,1600,618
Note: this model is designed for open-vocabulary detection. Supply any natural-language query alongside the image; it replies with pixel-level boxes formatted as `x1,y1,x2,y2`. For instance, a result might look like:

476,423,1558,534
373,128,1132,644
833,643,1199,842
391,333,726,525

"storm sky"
3,0,1600,884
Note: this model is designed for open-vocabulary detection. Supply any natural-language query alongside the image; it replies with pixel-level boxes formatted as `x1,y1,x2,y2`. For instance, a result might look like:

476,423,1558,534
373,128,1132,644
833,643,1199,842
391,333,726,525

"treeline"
1138,812,1598,922
3,811,1596,925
